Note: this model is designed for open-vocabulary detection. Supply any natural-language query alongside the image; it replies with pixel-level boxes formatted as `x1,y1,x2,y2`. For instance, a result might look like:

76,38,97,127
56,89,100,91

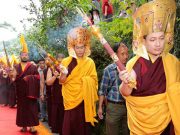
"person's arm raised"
46,68,57,85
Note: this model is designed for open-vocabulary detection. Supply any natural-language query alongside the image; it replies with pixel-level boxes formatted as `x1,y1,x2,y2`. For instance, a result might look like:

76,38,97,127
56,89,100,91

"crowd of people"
0,0,180,135
82,0,137,27
82,0,114,27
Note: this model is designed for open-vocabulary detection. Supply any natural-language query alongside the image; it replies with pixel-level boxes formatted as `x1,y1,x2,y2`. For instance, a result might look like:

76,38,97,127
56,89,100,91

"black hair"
113,42,128,53
38,58,45,63
113,42,121,53
92,9,100,16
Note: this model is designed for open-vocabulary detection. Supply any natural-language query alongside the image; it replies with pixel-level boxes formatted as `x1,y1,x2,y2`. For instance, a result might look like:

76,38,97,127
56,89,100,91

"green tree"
21,0,92,56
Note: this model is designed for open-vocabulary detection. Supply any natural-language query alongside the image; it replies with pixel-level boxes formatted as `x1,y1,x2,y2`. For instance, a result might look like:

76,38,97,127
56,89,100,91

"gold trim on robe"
125,53,180,135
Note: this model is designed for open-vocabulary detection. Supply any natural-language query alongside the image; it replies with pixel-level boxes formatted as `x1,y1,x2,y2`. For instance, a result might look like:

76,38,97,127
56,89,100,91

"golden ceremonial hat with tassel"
67,27,91,58
20,34,29,53
132,0,176,59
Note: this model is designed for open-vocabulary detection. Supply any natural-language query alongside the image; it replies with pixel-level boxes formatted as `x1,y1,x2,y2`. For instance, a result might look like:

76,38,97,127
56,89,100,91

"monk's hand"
119,69,137,89
23,76,28,81
53,71,59,78
59,64,68,75
119,70,130,84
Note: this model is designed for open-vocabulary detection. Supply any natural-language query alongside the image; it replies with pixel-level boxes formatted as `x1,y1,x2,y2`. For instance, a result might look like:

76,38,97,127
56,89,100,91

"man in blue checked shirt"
98,42,129,135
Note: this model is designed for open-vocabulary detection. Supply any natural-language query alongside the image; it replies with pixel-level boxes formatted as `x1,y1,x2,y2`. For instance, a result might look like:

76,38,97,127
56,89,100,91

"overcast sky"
0,0,38,42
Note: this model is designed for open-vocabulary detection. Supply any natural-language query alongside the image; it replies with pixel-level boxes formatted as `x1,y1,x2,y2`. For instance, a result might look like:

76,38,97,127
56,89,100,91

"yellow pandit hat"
67,27,91,58
132,0,176,59
10,54,19,66
0,56,7,66
20,34,29,53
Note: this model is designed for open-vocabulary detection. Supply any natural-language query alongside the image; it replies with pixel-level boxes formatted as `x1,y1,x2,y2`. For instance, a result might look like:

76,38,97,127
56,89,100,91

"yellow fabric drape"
125,53,180,135
126,93,171,135
21,63,26,71
61,56,98,126
163,54,180,135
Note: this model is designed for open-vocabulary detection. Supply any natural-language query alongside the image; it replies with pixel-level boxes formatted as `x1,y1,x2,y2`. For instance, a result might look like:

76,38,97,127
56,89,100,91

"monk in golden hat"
119,0,180,134
59,27,98,135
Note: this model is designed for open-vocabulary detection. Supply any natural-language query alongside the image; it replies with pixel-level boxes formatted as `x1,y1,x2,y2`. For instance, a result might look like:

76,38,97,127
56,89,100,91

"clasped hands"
58,64,68,75
52,64,68,78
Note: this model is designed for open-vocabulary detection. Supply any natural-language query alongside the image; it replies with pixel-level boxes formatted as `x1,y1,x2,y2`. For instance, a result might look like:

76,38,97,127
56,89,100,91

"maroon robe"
62,58,91,135
132,57,174,135
51,67,64,134
63,102,91,135
14,62,40,127
43,67,52,126
0,72,9,105
8,78,16,107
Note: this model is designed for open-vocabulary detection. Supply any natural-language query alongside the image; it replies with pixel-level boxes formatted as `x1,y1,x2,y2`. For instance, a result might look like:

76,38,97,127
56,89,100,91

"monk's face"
20,52,29,62
117,44,129,64
143,32,165,56
74,44,85,58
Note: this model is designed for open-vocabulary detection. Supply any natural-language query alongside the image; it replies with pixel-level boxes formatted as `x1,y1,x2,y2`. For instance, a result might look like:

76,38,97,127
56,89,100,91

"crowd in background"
82,0,137,27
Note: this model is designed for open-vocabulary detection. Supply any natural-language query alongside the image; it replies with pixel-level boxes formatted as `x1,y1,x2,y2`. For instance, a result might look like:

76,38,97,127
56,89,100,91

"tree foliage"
21,0,93,56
